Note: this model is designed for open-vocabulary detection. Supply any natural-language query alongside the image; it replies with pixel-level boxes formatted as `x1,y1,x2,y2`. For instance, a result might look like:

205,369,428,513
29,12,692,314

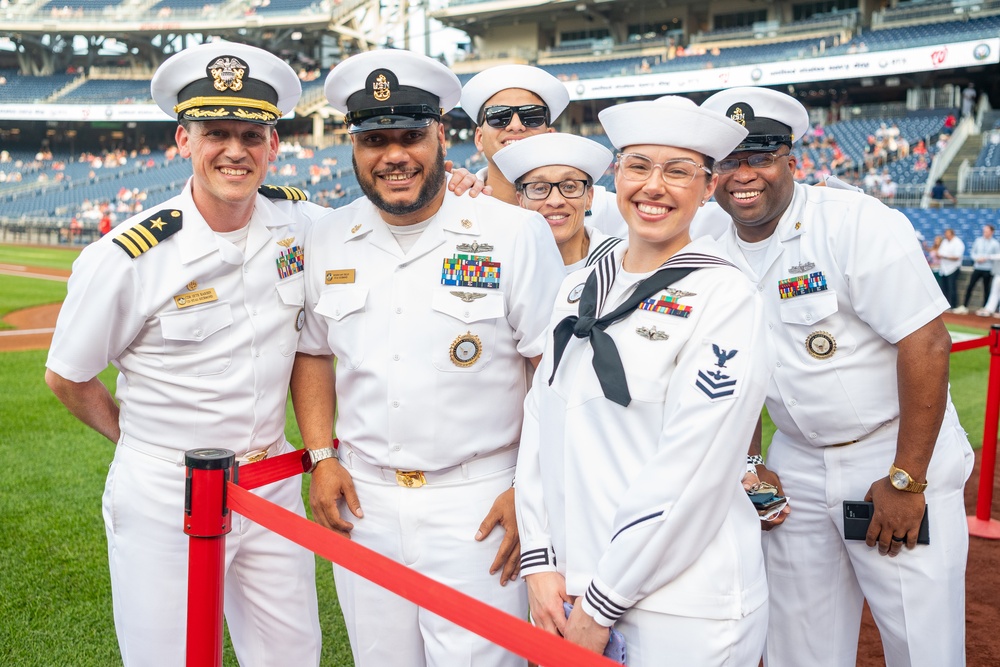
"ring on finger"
891,535,905,542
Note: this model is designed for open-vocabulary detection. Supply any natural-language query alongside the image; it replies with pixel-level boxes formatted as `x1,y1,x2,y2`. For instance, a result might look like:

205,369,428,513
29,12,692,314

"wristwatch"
889,464,927,493
306,446,337,473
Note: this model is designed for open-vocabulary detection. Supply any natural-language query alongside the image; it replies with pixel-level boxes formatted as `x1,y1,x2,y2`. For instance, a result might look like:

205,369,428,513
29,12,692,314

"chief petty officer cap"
493,133,613,185
151,40,301,126
324,49,462,134
460,64,571,126
598,96,748,162
699,87,810,153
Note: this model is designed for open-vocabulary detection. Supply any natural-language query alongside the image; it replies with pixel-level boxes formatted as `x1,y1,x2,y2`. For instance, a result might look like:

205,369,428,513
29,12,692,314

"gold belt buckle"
395,470,426,488
245,450,269,463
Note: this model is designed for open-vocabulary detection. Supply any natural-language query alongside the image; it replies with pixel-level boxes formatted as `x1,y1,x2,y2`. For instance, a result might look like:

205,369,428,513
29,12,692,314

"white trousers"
103,441,321,667
615,603,767,667
333,453,527,667
762,405,973,667
983,274,1000,312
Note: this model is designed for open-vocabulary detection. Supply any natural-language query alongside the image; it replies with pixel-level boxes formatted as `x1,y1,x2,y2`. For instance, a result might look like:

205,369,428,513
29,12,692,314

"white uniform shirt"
46,179,325,456
717,183,950,446
516,236,771,626
937,236,965,277
298,190,563,471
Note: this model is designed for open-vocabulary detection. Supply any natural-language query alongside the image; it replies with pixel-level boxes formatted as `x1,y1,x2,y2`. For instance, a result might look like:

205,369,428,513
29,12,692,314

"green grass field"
0,245,993,665
0,244,81,272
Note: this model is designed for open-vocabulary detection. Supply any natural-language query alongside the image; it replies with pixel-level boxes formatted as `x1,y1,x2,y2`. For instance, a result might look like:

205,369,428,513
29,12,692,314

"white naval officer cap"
460,64,570,125
598,96,748,161
493,133,613,184
324,49,462,134
700,87,810,153
151,40,301,126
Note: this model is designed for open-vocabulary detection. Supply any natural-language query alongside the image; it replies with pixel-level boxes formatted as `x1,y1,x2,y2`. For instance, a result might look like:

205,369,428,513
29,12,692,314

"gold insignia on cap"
277,237,295,248
210,56,246,92
373,73,391,102
730,106,746,126
187,281,198,291
450,332,483,367
461,219,472,229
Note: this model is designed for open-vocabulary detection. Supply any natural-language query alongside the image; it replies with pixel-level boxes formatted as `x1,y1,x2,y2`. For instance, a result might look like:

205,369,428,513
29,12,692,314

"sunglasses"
481,104,549,129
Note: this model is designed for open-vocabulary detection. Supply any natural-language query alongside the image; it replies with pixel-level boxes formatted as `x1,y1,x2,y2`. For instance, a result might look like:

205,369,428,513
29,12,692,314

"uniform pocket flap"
431,290,506,323
779,290,838,326
315,287,369,322
160,301,233,342
275,273,305,307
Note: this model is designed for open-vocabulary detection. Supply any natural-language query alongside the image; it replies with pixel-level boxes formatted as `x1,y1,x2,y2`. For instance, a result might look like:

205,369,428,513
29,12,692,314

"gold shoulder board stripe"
112,209,183,258
258,184,308,202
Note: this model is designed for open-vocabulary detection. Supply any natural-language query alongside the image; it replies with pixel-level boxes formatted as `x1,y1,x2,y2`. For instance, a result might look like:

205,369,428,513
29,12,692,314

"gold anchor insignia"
277,237,295,248
209,56,246,92
450,291,487,303
794,221,802,230
372,73,391,102
148,217,166,231
730,107,746,126
460,219,473,229
351,224,361,234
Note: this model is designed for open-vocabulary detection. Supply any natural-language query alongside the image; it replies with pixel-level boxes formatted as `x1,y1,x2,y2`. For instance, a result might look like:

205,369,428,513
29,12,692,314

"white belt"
119,435,282,467
339,442,518,488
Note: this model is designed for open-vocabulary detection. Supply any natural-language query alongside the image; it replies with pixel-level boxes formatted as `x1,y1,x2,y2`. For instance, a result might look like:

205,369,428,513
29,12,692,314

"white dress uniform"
516,236,773,666
715,182,974,667
45,179,325,667
298,189,563,667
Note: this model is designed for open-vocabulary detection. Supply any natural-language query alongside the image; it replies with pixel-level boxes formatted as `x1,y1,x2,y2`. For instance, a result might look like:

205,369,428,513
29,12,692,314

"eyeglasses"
518,179,590,200
616,153,710,187
482,104,549,129
715,151,791,174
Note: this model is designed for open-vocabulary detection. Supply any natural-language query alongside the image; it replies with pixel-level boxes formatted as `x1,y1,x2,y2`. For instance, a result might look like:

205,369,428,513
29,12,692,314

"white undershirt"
215,224,250,253
388,217,433,254
602,263,654,315
735,235,772,280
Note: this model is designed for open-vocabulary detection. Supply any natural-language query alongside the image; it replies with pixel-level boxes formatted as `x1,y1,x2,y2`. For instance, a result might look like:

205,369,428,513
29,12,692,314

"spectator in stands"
962,83,977,119
44,41,325,667
942,113,957,136
879,171,897,201
863,168,881,195
914,154,929,172
938,227,965,308
912,139,928,156
703,85,973,667
927,234,944,287
930,178,955,207
956,224,1000,313
978,249,1000,317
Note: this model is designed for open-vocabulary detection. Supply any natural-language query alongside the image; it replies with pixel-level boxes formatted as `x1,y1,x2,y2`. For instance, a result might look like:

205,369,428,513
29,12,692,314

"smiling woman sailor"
514,96,774,667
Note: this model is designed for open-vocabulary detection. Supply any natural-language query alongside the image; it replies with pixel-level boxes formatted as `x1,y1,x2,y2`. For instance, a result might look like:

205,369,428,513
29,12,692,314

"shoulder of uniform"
258,184,309,201
111,209,183,259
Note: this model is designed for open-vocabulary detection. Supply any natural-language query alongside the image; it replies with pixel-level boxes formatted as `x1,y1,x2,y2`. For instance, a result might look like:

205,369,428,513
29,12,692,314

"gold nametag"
174,288,219,309
325,269,356,285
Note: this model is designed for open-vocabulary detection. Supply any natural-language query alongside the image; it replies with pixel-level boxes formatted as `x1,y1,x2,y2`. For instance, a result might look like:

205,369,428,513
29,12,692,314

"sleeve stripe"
611,510,664,541
122,228,151,252
113,233,141,258
134,224,158,247
584,583,628,622
519,547,550,569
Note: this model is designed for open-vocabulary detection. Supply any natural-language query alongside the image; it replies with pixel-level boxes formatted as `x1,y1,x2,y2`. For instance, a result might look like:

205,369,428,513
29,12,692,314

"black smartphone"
843,501,929,544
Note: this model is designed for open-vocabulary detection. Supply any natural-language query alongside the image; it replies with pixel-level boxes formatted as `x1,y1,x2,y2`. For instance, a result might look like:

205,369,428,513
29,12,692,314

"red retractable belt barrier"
185,449,619,667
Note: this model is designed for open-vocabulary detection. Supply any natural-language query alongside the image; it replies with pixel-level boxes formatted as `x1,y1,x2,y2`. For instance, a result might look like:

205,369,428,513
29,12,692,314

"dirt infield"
2,266,998,664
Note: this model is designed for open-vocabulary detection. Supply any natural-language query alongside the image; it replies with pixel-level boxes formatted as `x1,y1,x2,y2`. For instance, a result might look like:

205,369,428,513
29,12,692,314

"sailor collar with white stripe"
588,237,735,315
